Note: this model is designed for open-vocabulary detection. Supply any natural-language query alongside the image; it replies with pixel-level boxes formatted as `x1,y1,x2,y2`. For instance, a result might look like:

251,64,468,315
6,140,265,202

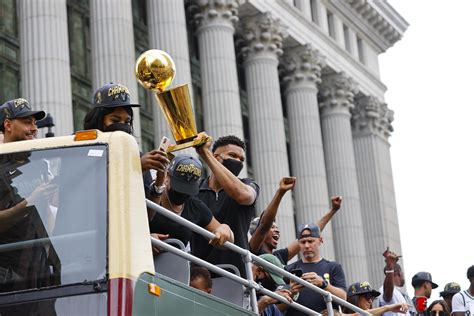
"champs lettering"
108,85,130,97
176,164,202,177
14,98,29,109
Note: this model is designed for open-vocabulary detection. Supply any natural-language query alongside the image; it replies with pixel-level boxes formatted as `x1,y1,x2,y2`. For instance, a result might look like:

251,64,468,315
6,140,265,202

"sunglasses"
430,312,448,316
361,293,375,301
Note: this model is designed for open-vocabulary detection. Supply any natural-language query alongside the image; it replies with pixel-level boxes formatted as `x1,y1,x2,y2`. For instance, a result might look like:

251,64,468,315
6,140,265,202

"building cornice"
246,0,388,98
329,0,408,52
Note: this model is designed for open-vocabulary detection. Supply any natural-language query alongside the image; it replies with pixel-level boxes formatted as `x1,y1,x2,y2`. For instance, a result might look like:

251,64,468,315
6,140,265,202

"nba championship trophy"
135,49,211,152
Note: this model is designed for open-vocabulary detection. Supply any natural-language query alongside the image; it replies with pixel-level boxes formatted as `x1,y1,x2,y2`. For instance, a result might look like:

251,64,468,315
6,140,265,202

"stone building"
0,0,408,286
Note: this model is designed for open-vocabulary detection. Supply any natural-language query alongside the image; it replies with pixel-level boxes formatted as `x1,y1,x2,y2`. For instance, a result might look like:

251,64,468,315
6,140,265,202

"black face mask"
256,274,277,292
103,122,132,134
167,188,189,206
222,158,243,176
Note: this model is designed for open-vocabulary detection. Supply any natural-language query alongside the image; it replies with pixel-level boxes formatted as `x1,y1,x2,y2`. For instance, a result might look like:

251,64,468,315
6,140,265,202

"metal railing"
147,199,371,316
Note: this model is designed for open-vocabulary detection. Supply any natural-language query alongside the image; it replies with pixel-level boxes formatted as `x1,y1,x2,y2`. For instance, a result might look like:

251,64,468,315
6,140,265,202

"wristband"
319,280,329,289
148,183,165,198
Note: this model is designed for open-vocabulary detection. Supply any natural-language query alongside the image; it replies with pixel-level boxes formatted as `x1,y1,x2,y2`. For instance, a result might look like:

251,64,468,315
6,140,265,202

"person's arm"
205,217,234,247
0,182,56,232
317,196,342,231
249,177,296,253
382,248,399,302
196,140,256,205
143,149,169,221
368,303,409,316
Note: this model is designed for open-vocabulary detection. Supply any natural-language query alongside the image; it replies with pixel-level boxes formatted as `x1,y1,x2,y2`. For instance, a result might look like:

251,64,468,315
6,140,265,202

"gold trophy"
135,49,211,152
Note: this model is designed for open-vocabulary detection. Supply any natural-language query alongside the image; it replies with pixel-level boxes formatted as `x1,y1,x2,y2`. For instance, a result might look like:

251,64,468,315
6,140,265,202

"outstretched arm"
368,303,409,316
382,247,400,302
317,196,342,231
249,177,296,253
0,182,57,232
196,138,256,205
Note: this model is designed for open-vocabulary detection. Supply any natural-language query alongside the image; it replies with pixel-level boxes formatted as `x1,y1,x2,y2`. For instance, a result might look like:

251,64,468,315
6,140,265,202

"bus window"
0,145,108,314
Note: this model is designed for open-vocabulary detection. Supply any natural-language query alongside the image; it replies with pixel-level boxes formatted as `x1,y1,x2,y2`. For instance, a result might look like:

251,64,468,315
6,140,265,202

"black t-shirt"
255,247,289,266
191,177,260,277
285,259,346,315
149,196,213,246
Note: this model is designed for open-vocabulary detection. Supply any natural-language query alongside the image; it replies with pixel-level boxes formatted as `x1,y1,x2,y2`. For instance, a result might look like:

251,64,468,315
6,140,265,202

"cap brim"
170,176,199,196
100,103,141,108
269,273,286,286
431,282,439,289
15,110,46,121
371,290,381,297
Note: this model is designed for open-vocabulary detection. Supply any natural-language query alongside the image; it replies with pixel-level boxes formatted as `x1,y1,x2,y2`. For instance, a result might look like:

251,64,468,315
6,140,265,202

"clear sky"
379,0,474,300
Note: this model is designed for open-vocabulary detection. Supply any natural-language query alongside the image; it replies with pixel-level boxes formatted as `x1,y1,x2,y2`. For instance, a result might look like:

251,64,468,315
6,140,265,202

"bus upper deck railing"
146,199,371,316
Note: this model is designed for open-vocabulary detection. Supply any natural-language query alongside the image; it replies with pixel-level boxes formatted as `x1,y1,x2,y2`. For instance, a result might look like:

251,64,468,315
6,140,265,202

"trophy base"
167,132,212,153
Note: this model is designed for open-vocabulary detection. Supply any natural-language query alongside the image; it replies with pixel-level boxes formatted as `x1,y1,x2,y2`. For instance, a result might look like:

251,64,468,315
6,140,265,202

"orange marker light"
74,130,98,141
148,283,161,297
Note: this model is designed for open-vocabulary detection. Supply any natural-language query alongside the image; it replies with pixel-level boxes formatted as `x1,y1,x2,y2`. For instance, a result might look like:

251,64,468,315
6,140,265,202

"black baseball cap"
92,82,140,108
440,282,461,297
297,223,321,239
347,281,381,298
0,98,46,124
412,272,438,289
168,154,203,196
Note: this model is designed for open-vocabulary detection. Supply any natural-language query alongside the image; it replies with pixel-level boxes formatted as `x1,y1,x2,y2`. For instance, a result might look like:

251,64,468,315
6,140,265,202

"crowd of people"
1,82,473,316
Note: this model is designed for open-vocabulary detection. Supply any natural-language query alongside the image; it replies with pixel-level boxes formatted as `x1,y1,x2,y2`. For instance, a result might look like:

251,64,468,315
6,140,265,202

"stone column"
147,0,193,147
18,0,73,136
239,12,295,248
352,95,401,286
280,44,335,260
90,0,141,144
319,72,369,282
190,0,245,141
294,0,312,20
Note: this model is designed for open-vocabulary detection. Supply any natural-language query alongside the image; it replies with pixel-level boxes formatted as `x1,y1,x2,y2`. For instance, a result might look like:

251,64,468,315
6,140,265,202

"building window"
0,0,20,101
343,24,351,52
310,0,319,25
357,36,365,64
327,10,335,39
67,0,92,131
132,0,155,152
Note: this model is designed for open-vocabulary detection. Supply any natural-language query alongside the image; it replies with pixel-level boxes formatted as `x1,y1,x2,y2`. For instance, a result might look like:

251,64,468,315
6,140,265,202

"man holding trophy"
135,50,259,276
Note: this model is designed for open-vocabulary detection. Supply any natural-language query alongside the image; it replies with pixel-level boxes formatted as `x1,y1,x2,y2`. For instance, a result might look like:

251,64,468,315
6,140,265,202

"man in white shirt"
451,265,474,316
373,248,413,316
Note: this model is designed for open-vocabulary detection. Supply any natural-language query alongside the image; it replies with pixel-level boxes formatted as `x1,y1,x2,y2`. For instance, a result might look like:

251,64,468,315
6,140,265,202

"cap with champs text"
92,82,140,108
347,281,381,298
0,98,45,125
168,154,203,196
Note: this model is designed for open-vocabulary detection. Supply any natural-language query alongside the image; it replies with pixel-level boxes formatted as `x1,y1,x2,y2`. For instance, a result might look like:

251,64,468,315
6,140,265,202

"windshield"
0,144,107,294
